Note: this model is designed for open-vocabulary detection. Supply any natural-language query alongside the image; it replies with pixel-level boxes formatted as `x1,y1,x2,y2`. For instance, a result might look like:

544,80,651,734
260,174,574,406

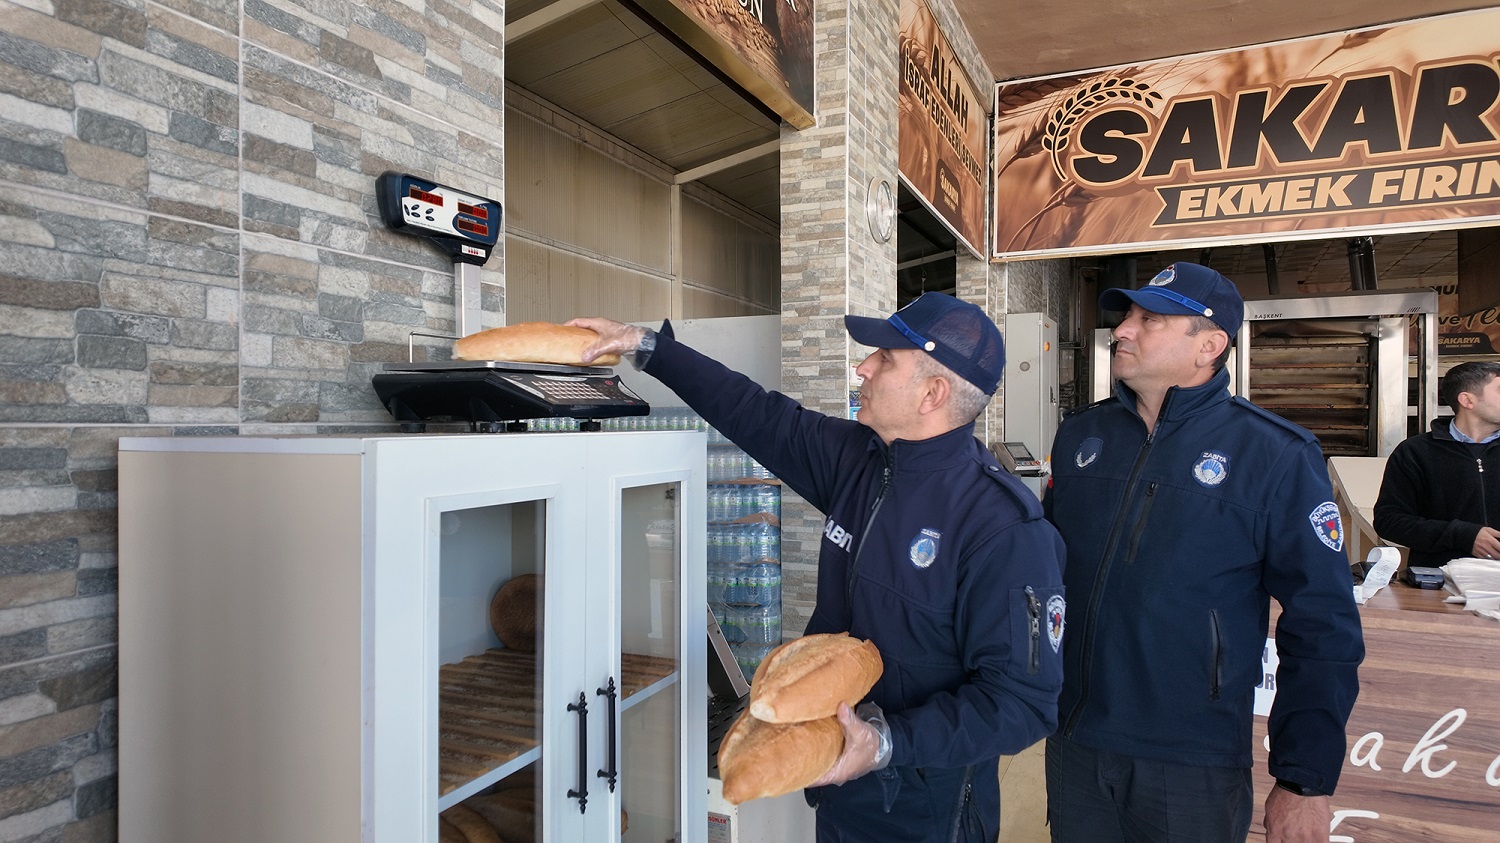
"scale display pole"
376,172,502,338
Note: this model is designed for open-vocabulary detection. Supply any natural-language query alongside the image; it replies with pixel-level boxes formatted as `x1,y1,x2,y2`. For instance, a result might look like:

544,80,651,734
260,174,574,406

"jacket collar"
1114,366,1232,424
867,422,979,473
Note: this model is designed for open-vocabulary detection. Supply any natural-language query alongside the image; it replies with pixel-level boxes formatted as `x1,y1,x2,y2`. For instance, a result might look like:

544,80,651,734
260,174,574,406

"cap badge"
1192,450,1229,487
1147,267,1176,286
909,528,941,569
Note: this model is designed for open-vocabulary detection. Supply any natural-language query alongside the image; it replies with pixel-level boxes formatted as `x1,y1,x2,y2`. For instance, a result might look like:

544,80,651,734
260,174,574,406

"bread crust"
439,804,504,843
489,573,540,652
748,633,883,723
718,710,844,804
453,322,621,367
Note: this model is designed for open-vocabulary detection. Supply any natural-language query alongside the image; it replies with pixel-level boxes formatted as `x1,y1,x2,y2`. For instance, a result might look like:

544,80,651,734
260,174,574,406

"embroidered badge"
909,528,940,569
1309,501,1343,552
1192,450,1229,487
1074,437,1103,469
1046,594,1066,653
1147,267,1176,287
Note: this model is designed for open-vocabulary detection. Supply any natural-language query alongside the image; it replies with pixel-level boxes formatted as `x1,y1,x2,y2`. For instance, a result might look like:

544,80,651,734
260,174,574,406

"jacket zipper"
1480,459,1490,527
1025,586,1041,675
1062,406,1165,737
947,765,975,843
1124,482,1158,564
1209,609,1223,701
847,462,894,604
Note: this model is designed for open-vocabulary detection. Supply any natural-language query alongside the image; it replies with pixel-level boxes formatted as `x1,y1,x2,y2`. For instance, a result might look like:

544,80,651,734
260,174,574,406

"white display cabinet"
118,432,706,842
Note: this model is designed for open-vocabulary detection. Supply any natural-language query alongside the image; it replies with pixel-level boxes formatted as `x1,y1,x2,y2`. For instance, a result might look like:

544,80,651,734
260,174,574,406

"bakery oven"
119,431,706,842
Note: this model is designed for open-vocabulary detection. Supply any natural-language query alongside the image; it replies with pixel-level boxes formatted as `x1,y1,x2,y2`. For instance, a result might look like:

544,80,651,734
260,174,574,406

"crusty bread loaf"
718,710,843,804
465,791,532,843
748,633,883,723
438,817,468,843
439,804,504,843
490,574,540,652
453,322,621,367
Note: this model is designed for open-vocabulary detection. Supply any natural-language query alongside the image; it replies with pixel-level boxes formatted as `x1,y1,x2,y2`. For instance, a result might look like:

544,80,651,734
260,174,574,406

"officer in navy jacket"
1044,263,1364,843
572,294,1066,842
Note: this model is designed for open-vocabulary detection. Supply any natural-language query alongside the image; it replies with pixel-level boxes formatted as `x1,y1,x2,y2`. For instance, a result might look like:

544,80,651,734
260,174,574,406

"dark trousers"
811,763,998,843
1045,735,1253,843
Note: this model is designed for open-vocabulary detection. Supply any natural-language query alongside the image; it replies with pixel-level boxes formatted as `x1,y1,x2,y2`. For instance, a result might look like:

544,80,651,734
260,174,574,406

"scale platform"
372,360,650,432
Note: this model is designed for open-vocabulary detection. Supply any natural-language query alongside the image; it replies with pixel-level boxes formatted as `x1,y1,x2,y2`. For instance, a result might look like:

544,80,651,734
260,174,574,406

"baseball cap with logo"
1098,262,1244,336
844,292,1005,394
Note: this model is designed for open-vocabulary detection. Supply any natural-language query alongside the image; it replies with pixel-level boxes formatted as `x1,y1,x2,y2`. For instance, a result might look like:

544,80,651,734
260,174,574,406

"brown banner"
899,0,986,256
628,0,815,129
992,10,1500,259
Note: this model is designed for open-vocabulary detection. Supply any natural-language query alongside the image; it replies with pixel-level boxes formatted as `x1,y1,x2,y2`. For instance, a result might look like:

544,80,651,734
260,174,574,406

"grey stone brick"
364,301,425,326
318,31,380,80
36,665,114,712
299,315,362,343
0,770,71,822
145,29,237,84
319,381,381,412
13,823,66,843
56,0,146,48
67,469,114,493
243,134,316,176
74,774,114,819
41,215,147,262
154,0,237,32
0,32,99,84
47,617,116,657
0,137,67,175
351,5,425,53
0,404,144,424
97,50,223,118
312,126,359,169
74,569,115,598
317,293,363,322
75,336,146,371
0,542,76,580
75,491,117,511
244,0,322,47
148,361,236,387
73,311,170,344
0,629,49,665
0,448,67,471
0,66,74,111
74,110,146,157
0,338,73,365
0,733,97,791
243,194,301,230
167,112,238,157
165,320,237,350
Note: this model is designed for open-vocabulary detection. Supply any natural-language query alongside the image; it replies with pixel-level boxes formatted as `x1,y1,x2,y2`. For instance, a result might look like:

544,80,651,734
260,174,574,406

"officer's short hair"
913,352,991,425
1442,361,1500,412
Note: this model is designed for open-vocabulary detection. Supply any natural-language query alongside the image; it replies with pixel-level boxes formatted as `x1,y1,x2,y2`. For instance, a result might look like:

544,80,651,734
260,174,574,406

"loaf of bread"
439,804,504,843
748,633,883,723
718,709,844,804
453,322,621,367
490,573,540,653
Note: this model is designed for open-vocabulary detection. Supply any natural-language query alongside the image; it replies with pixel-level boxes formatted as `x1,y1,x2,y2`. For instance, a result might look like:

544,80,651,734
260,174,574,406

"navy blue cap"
1098,262,1244,336
844,293,1005,395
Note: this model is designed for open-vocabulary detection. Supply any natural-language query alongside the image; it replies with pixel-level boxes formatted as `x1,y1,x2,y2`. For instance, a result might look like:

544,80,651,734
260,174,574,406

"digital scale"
374,172,651,432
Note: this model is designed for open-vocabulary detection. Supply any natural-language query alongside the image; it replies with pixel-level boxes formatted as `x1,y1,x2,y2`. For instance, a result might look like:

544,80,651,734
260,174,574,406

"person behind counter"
1043,262,1364,843
1373,360,1500,566
569,295,1066,843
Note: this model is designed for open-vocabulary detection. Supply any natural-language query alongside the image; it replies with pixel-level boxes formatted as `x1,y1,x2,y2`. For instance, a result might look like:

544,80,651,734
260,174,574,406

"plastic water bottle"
744,561,781,606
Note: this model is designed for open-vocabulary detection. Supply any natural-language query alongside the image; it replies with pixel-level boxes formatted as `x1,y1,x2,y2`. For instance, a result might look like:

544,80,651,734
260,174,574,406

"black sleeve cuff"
1275,778,1327,797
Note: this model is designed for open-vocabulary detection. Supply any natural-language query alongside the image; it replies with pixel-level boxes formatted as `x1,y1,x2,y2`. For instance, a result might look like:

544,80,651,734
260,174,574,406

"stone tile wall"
0,0,505,835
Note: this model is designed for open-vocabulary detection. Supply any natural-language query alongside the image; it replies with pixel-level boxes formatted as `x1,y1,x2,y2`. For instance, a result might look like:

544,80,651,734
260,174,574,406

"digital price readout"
376,172,502,265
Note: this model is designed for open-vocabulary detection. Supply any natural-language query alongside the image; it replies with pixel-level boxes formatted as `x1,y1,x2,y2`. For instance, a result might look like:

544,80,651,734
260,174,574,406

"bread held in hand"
748,633,883,724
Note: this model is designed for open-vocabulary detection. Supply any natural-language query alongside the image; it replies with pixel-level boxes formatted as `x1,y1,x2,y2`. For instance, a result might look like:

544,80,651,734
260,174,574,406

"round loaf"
453,322,621,367
438,817,467,843
490,574,540,652
748,633,883,723
718,710,843,804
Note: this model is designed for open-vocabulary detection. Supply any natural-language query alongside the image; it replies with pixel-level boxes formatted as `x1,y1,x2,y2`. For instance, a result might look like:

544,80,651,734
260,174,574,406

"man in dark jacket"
1374,360,1500,566
571,293,1066,842
1044,263,1364,843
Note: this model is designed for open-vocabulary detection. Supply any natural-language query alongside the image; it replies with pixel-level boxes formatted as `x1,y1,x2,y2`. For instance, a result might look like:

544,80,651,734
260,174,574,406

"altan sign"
899,0,987,256
991,9,1500,260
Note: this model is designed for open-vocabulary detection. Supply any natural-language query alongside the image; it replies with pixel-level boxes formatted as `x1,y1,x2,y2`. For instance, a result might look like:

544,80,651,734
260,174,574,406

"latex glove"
1263,785,1331,843
809,702,891,787
565,317,646,365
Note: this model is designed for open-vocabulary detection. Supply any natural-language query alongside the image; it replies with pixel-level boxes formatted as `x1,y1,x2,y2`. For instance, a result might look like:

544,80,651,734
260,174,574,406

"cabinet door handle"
567,692,589,813
596,677,618,792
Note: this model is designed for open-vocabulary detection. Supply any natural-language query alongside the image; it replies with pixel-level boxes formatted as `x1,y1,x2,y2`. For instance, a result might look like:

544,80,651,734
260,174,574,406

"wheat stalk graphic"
1041,78,1164,182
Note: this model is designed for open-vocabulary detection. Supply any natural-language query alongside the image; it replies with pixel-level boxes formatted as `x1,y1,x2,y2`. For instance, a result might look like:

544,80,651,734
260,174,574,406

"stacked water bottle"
706,444,782,680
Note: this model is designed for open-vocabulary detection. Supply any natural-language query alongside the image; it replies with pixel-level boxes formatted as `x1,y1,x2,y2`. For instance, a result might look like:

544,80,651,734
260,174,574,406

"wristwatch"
1275,778,1327,797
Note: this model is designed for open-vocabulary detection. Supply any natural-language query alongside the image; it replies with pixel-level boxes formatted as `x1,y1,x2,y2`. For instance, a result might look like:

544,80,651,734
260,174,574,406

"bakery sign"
898,0,987,257
628,0,815,129
991,9,1500,260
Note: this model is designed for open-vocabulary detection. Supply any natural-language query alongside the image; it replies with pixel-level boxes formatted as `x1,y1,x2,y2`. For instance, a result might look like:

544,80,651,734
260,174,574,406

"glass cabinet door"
616,482,684,842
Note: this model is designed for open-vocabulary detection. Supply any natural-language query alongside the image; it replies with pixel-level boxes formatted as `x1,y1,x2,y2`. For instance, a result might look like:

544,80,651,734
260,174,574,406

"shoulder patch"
1309,501,1343,552
1047,594,1066,652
